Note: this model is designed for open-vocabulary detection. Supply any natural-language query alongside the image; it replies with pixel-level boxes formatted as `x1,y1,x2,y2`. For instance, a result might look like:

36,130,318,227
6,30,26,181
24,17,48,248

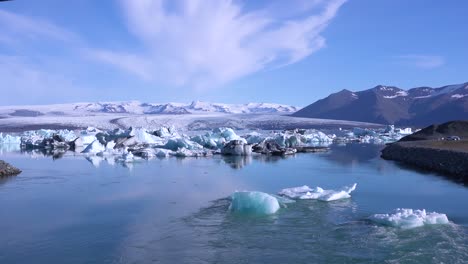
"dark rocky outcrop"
381,121,468,183
381,142,468,183
0,160,22,176
252,140,297,156
399,120,468,141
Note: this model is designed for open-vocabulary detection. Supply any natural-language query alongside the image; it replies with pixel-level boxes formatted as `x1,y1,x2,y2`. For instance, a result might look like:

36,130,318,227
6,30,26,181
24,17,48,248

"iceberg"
191,127,246,149
244,131,266,145
81,140,106,154
0,133,21,145
221,140,252,156
369,208,449,229
229,191,280,215
129,127,163,144
279,183,357,201
164,137,203,151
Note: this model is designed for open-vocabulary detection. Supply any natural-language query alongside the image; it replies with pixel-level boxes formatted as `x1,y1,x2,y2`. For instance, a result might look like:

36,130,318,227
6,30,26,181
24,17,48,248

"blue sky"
0,0,467,106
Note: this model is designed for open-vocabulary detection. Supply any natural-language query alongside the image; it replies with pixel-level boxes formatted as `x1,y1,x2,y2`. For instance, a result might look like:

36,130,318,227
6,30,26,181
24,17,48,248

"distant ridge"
293,82,468,126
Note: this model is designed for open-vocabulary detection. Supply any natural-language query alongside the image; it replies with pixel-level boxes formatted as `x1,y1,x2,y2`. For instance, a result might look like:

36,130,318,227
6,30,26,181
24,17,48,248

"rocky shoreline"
381,141,468,183
0,160,22,177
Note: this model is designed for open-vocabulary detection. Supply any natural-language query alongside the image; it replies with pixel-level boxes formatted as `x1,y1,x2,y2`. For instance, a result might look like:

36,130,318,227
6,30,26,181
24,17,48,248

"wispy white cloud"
396,55,445,69
0,9,80,45
0,1,346,104
94,0,347,89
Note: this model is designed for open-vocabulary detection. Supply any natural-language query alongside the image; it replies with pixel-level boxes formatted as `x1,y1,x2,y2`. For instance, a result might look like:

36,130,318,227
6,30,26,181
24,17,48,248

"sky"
0,0,467,107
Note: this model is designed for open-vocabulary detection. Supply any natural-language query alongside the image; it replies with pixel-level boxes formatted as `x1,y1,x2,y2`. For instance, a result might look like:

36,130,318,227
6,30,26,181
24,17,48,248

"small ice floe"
278,183,357,202
369,208,449,229
229,191,281,215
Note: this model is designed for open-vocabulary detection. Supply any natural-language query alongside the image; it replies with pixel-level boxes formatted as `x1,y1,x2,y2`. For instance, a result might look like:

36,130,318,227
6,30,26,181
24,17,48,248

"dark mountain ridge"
293,82,468,126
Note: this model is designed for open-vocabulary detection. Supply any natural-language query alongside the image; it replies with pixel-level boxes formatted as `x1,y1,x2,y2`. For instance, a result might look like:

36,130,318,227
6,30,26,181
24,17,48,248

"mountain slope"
293,82,468,126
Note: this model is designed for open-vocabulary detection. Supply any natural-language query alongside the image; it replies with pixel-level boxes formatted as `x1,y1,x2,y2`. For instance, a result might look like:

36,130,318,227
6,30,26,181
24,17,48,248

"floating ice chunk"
369,208,449,229
192,128,246,149
56,129,77,142
221,140,252,156
215,127,245,142
154,148,172,158
81,140,106,153
243,132,266,144
80,135,98,146
164,137,203,151
279,183,357,201
229,191,280,215
106,141,116,150
303,129,334,144
129,127,163,144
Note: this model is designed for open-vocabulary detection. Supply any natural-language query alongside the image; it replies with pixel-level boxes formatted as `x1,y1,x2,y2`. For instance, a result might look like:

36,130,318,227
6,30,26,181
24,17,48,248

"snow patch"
383,91,408,99
451,94,467,99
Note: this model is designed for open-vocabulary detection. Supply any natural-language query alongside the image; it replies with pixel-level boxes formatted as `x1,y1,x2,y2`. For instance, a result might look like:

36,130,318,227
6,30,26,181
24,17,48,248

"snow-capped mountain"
0,101,299,116
293,82,468,126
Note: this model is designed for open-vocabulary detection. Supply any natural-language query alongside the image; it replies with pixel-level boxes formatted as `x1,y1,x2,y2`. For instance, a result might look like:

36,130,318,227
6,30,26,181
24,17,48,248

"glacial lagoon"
0,144,467,263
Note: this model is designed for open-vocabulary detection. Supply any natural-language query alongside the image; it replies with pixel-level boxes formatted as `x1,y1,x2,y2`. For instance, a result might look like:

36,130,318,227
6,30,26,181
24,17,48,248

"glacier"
369,208,449,229
279,183,357,201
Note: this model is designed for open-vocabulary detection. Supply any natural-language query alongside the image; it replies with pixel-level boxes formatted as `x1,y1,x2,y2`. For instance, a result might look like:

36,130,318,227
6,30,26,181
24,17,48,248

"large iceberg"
229,191,280,215
279,183,357,201
369,208,449,229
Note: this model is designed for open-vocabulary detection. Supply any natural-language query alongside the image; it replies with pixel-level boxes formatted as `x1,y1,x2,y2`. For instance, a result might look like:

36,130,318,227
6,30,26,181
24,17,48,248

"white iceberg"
81,140,106,154
129,127,163,144
369,208,449,229
279,183,357,201
229,191,280,215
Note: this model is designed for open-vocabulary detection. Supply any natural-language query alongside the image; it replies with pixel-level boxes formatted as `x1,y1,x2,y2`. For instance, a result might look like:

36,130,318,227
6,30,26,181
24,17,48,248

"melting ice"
278,183,357,201
369,208,449,229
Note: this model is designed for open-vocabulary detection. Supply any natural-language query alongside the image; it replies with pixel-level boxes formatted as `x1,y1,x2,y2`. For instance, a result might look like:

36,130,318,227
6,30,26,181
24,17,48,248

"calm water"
0,144,467,263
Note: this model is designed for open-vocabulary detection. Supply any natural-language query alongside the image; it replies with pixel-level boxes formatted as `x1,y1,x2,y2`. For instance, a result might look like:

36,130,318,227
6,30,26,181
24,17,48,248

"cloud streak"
0,9,80,45
95,0,347,89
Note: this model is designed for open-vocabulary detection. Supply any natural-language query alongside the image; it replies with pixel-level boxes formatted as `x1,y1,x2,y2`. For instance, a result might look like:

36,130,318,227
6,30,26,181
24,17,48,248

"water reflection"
4,147,302,170
321,143,383,166
222,155,252,169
